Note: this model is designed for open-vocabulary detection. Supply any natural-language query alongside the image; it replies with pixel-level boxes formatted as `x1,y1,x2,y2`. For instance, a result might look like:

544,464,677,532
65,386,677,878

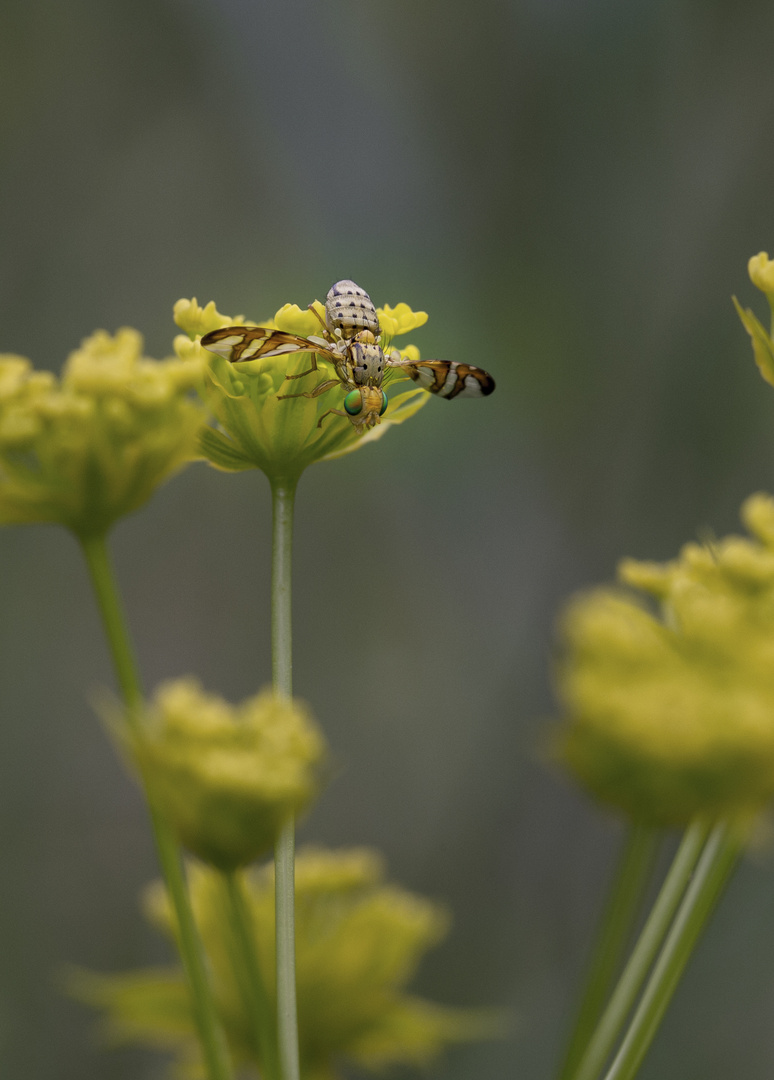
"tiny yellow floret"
273,302,325,337
749,252,774,296
173,297,248,338
377,303,428,339
735,250,774,387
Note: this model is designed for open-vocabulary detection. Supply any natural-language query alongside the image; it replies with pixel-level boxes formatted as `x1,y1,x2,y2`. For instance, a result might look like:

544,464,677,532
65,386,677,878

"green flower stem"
79,533,234,1080
570,819,710,1080
222,871,280,1080
600,821,739,1080
270,478,301,1080
559,825,659,1080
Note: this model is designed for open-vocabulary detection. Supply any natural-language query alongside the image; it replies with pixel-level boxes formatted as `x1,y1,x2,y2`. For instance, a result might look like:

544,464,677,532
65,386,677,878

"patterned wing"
387,356,495,399
200,326,336,364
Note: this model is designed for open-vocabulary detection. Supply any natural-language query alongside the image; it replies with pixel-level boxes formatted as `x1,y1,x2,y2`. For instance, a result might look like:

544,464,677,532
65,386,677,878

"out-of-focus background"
3,1,774,1077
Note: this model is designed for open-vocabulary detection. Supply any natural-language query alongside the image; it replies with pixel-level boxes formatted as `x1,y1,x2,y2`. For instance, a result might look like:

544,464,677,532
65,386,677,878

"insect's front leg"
316,407,349,429
277,378,341,401
282,353,320,381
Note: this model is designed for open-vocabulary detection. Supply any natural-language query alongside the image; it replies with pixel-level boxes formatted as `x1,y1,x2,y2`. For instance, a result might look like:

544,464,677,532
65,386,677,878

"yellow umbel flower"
173,293,430,484
118,678,326,870
555,492,774,825
74,847,498,1080
0,330,205,537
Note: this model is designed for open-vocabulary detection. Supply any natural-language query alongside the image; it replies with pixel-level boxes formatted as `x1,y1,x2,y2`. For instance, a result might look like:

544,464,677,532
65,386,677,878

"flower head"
174,291,431,484
0,330,205,537
555,493,774,825
73,847,499,1079
116,678,326,870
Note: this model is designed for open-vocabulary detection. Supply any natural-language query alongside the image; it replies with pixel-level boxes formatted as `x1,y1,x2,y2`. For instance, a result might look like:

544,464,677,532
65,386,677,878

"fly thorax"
325,280,380,338
348,341,386,386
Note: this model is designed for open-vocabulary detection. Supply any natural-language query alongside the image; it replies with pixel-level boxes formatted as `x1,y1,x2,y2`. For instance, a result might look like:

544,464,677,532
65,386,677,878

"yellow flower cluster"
123,679,326,870
0,329,204,537
75,847,497,1080
174,295,430,484
556,493,774,825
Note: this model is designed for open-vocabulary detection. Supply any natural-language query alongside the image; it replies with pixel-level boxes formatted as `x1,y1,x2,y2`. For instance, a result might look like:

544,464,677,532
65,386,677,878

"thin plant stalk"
79,533,234,1080
571,818,711,1080
270,478,301,1080
600,821,740,1080
222,871,280,1080
559,825,659,1080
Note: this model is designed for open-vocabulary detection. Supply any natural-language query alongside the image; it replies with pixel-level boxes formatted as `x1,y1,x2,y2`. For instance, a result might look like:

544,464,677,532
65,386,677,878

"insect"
200,279,495,434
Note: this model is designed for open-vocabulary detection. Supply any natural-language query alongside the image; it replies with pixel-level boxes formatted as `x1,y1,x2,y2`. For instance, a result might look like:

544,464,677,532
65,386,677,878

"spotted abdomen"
325,280,380,338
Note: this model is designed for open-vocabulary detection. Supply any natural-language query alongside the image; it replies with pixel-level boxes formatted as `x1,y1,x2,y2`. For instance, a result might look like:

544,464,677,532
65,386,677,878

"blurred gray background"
3,0,774,1077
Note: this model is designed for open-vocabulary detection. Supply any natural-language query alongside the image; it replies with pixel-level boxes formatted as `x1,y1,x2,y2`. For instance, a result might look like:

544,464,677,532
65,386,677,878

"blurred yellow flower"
555,493,774,825
74,847,499,1080
119,678,326,870
0,330,204,537
173,298,249,338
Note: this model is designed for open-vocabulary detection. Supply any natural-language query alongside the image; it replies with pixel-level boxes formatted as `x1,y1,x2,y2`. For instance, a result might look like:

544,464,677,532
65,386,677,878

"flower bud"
376,302,428,339
748,252,774,298
742,491,774,547
733,251,774,387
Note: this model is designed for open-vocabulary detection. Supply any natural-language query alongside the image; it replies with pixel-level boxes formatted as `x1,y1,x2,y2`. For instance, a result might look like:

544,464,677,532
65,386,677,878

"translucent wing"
387,356,495,399
200,326,336,364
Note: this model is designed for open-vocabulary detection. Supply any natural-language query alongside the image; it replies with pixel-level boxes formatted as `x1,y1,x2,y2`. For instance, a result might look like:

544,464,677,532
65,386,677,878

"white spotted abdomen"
325,280,380,338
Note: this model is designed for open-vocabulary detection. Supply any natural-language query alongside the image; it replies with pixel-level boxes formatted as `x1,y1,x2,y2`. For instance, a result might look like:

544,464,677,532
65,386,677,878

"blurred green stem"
558,825,658,1080
79,533,234,1080
270,478,301,1080
222,871,280,1080
570,819,710,1080
600,821,739,1080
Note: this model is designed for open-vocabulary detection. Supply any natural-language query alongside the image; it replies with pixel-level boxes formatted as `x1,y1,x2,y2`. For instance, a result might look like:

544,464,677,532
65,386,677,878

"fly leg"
282,353,320,381
316,408,349,429
276,378,340,401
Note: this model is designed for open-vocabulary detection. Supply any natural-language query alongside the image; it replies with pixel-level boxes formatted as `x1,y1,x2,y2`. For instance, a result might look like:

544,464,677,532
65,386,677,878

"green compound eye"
344,389,363,416
379,391,388,416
